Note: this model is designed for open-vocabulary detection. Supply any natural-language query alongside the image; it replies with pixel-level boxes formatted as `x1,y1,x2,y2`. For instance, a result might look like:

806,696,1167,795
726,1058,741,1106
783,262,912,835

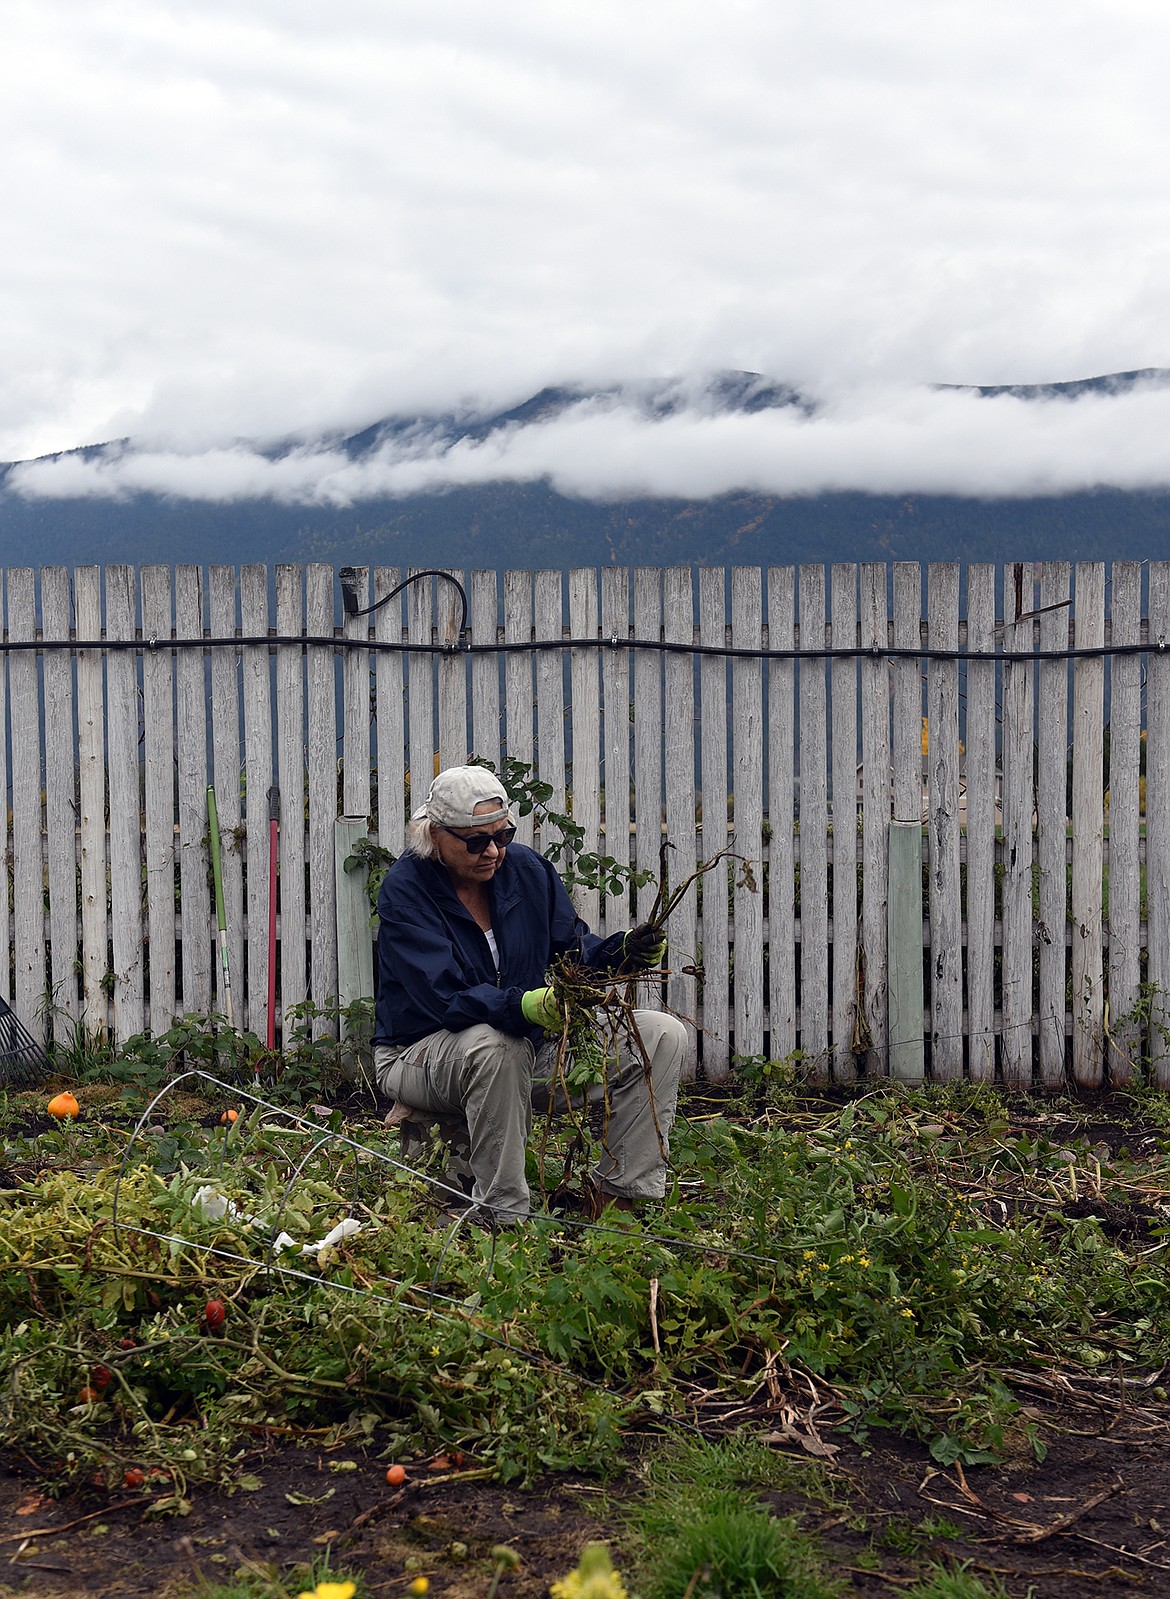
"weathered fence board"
767,566,797,1064
927,565,962,1079
1036,562,1070,1087
42,568,78,1029
1072,564,1106,1086
1147,564,1170,1089
1001,564,1036,1087
306,565,337,1037
503,569,534,850
965,566,997,1080
175,566,211,1017
601,568,631,915
209,566,244,1025
242,565,274,1036
890,564,924,1080
141,566,176,1035
859,564,888,1074
106,566,144,1039
732,567,764,1060
276,565,308,1030
698,567,730,1077
1107,562,1143,1082
9,569,43,1034
3,559,1167,1092
830,565,858,1080
799,565,829,1073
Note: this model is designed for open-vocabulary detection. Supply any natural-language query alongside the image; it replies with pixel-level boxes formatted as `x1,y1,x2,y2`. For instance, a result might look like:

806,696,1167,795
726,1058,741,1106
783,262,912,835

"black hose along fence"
1,558,1168,1091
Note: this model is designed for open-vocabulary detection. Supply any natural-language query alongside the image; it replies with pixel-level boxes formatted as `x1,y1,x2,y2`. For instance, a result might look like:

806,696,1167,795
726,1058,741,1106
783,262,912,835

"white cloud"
11,377,1170,503
3,0,1170,464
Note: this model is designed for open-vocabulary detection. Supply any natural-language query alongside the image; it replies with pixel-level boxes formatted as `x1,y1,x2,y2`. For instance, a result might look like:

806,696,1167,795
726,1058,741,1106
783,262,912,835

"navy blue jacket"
373,843,628,1047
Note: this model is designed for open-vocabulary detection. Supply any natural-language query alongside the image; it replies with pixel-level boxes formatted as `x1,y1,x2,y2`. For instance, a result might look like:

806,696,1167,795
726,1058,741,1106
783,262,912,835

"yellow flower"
550,1542,628,1599
297,1583,356,1599
900,1308,915,1319
803,1250,816,1261
858,1255,870,1267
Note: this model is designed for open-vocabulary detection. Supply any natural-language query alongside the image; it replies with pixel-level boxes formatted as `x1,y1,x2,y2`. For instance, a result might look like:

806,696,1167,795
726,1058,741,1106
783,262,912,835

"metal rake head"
0,995,53,1088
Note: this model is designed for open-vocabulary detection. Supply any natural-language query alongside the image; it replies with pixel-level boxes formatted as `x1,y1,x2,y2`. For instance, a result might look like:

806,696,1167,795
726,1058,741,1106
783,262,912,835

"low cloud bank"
9,377,1170,506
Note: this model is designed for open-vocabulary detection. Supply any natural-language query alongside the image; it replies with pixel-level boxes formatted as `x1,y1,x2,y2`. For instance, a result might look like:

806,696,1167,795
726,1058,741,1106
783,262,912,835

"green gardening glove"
622,923,668,971
521,986,563,1031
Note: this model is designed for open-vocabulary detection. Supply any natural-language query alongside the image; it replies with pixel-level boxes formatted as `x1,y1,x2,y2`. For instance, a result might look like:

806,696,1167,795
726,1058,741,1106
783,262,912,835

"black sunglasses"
443,825,516,855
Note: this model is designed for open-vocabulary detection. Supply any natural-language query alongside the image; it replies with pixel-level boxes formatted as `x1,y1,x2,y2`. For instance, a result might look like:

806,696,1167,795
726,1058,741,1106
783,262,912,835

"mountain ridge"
3,370,1169,571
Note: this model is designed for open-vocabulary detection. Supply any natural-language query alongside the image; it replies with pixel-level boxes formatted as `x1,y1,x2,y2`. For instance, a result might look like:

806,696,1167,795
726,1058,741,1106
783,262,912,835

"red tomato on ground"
203,1299,227,1329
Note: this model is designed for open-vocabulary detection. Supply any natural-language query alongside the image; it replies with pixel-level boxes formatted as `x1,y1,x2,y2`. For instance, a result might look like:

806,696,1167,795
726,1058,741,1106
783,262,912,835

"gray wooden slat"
209,568,244,1024
1036,563,1070,1087
830,565,858,1080
373,567,405,857
1106,562,1142,1083
470,570,500,773
568,568,602,930
276,566,308,1027
600,568,631,939
437,568,466,770
105,566,145,1038
0,576,8,1003
662,567,698,1076
1002,563,1036,1087
141,567,176,1034
1146,563,1170,1088
798,565,829,1075
534,571,566,850
408,571,436,819
75,567,109,1033
175,565,211,1017
890,564,924,1081
859,564,889,1074
8,569,44,1036
306,565,338,1036
503,570,535,849
698,568,730,1078
927,566,962,1079
965,566,997,1080
633,569,662,930
731,568,764,1062
1071,563,1105,1087
767,567,796,1065
41,568,79,1031
241,565,274,1035
342,566,371,818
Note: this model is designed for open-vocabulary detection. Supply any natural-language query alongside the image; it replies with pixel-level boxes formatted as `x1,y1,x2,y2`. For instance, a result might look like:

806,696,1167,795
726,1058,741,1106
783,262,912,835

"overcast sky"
4,0,1170,501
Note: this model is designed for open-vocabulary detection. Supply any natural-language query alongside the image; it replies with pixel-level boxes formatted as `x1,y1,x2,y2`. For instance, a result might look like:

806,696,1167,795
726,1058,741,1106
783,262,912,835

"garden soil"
3,1388,1169,1599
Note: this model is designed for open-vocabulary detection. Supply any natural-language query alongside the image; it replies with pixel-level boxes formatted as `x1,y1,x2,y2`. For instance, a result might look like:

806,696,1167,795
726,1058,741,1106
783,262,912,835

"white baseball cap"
413,765,511,829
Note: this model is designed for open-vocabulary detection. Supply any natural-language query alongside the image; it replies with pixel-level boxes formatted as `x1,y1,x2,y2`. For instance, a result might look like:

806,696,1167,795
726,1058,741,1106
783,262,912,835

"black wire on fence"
2,567,1167,663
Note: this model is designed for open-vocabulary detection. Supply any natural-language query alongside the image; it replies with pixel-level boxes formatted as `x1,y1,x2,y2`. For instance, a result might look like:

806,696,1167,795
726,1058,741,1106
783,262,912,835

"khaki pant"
374,1012,686,1222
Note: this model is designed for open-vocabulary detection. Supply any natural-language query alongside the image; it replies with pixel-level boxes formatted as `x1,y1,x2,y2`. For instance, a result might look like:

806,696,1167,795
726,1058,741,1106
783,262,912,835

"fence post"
335,817,375,1083
887,819,925,1082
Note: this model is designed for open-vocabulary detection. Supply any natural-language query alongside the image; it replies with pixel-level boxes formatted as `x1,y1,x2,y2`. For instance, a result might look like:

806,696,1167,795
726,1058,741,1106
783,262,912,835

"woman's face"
434,798,512,890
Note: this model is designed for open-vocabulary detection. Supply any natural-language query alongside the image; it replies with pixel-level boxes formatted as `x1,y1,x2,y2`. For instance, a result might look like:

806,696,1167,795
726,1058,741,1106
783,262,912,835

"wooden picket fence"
1,560,1168,1089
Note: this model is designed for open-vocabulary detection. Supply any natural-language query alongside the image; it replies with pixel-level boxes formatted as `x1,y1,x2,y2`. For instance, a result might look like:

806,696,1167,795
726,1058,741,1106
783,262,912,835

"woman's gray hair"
404,816,439,859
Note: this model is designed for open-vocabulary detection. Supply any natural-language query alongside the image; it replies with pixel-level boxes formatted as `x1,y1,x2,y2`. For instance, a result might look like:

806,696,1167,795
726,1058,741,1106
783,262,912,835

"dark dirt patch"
5,1389,1170,1599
